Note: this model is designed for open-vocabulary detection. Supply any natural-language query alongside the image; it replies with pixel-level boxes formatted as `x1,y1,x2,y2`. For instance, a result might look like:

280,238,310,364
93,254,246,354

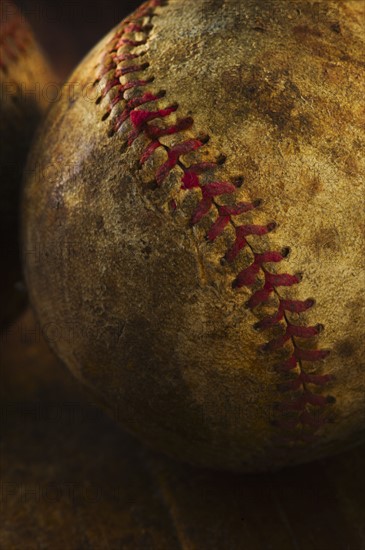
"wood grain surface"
1,309,364,549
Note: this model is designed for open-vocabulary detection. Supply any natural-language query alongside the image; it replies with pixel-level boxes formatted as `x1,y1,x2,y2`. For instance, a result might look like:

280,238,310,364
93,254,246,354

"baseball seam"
93,0,335,443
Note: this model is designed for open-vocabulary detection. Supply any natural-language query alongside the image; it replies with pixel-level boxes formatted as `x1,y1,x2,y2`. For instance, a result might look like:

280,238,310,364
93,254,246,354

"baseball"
0,0,54,327
22,0,365,471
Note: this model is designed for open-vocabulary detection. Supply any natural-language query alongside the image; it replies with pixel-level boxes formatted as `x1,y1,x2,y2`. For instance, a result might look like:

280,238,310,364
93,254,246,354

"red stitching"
95,0,334,443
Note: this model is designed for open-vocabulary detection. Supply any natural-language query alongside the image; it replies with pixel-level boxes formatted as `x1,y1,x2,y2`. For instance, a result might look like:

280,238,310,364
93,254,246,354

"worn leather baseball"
22,0,365,471
0,0,55,328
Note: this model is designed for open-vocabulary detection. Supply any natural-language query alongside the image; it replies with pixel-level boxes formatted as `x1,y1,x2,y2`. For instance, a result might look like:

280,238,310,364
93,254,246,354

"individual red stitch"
287,324,323,337
264,323,322,352
263,332,292,352
120,79,153,93
206,214,232,241
225,237,248,263
98,53,141,78
255,308,285,330
129,106,178,144
130,106,178,128
115,52,140,62
227,225,273,269
124,23,144,33
275,355,298,372
181,170,200,189
106,30,124,47
278,372,333,392
256,251,286,263
265,272,301,287
201,181,237,196
242,224,274,237
99,63,117,78
295,348,331,361
234,263,262,287
191,197,213,225
127,91,160,108
156,140,205,184
219,203,256,219
103,80,154,112
140,140,163,163
280,298,315,313
116,62,149,76
95,0,334,444
246,284,276,308
108,91,125,110
116,38,147,47
113,92,160,131
101,78,120,98
190,181,237,225
147,117,194,138
207,202,263,242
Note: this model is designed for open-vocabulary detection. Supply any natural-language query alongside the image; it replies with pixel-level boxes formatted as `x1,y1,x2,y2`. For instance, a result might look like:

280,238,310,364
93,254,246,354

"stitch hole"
198,134,210,145
326,395,336,404
157,89,167,98
107,128,116,138
143,23,154,33
253,198,263,207
233,176,244,187
267,221,277,232
281,247,291,258
260,343,271,353
95,96,102,105
93,79,100,87
295,272,304,282
120,141,128,154
101,111,110,121
315,323,325,333
216,153,227,165
307,298,316,308
146,180,159,191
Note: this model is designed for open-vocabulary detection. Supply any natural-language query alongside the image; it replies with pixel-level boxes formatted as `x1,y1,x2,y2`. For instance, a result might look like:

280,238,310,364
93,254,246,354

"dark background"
17,0,142,78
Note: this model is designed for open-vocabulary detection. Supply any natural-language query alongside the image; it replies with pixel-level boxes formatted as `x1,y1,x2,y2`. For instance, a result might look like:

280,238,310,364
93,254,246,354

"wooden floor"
0,309,364,549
